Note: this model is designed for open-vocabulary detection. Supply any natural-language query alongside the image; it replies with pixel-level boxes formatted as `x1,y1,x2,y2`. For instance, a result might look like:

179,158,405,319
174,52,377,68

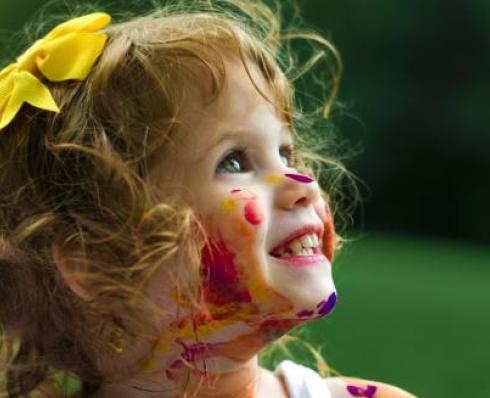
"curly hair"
0,0,355,396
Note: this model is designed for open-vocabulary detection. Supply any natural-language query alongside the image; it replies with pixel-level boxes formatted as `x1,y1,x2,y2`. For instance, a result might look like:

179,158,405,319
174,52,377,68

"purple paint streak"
347,384,378,397
285,173,314,183
316,292,337,316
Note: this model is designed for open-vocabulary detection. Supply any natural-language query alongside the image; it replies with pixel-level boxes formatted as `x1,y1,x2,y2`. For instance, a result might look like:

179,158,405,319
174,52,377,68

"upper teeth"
273,233,321,257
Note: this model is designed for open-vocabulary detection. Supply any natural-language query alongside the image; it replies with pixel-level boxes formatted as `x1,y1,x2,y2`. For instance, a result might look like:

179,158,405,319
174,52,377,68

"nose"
274,172,321,209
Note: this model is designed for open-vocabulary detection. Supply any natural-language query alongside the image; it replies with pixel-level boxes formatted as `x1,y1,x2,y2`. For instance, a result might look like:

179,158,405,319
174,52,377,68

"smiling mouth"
269,231,322,259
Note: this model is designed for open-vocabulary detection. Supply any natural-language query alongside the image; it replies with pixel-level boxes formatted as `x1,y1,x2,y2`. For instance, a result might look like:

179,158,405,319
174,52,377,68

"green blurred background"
1,0,489,397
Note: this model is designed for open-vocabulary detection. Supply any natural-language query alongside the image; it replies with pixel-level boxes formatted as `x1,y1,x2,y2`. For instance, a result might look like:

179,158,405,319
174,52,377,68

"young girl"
0,1,416,397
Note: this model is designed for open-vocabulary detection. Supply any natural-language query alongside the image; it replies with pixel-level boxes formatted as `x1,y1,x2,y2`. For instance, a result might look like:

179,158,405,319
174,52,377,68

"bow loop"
0,12,111,130
36,31,109,81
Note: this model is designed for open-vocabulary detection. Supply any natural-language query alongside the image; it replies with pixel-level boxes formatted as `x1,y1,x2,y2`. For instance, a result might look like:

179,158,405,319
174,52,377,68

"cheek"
322,203,336,262
200,237,252,305
218,189,265,233
243,200,263,225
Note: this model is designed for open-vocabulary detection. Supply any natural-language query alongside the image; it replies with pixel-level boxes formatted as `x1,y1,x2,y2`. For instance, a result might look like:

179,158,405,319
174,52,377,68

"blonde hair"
0,0,356,396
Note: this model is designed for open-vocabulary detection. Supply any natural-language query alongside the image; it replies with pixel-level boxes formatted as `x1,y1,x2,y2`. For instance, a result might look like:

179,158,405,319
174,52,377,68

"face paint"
144,166,336,383
316,292,337,317
243,200,263,225
136,60,340,396
296,309,315,318
230,188,258,200
285,172,314,183
201,238,252,306
347,384,378,398
221,197,237,211
323,204,335,262
262,174,283,184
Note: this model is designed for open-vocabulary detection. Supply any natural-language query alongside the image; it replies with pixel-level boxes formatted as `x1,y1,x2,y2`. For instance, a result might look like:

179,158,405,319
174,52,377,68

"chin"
263,253,337,320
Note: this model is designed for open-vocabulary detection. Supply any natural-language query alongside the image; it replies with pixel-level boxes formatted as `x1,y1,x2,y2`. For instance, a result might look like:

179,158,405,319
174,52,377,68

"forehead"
178,59,290,155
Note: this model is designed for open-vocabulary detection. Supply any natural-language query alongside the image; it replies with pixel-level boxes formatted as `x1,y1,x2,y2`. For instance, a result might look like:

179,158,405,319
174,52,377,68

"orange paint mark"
323,206,335,262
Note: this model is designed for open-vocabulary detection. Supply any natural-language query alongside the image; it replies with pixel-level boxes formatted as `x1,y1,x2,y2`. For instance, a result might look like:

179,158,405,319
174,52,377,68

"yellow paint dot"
141,356,160,373
262,174,283,184
221,198,236,211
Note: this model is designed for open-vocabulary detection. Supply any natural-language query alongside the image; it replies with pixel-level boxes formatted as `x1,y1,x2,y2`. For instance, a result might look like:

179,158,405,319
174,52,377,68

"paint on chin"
316,292,337,317
201,238,252,306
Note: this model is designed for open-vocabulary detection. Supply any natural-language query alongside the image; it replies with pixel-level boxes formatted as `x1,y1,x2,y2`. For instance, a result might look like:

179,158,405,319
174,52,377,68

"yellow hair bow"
0,12,111,130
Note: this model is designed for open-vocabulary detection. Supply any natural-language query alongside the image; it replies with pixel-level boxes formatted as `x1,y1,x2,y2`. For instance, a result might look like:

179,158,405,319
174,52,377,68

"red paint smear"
201,238,252,306
231,189,242,194
167,340,222,380
244,200,262,225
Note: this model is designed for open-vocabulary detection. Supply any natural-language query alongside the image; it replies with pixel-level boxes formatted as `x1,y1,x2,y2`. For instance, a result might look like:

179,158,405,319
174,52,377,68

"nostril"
294,197,309,207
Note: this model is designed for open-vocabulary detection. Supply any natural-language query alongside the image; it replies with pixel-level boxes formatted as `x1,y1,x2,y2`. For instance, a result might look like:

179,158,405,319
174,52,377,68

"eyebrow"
196,128,293,162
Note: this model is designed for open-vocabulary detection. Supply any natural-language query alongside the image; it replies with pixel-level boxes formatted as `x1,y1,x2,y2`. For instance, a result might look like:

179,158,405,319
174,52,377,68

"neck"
97,356,261,398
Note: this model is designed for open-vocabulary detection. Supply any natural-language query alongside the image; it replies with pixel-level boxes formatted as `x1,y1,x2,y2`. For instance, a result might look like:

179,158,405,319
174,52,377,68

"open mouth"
269,231,323,259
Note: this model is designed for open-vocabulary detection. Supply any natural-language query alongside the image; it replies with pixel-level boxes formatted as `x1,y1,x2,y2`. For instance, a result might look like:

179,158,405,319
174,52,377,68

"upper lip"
269,224,324,254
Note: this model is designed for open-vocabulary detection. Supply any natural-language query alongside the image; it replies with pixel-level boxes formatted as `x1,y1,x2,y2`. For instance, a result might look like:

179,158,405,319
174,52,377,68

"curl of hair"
0,0,359,396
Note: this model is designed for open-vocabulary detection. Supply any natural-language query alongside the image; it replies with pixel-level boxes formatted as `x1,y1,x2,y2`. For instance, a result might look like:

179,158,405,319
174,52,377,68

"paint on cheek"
244,200,263,225
221,197,237,211
231,188,257,200
323,205,335,262
285,173,314,183
201,238,252,305
317,292,337,317
346,384,378,397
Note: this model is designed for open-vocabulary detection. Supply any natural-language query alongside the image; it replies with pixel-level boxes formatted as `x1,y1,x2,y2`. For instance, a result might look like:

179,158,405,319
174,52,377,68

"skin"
94,59,416,398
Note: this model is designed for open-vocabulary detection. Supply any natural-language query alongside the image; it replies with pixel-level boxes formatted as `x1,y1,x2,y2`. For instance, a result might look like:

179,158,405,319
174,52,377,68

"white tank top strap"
274,360,333,398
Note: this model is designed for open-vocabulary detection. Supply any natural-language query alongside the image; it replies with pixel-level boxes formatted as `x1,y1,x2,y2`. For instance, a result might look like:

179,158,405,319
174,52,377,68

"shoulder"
324,376,417,398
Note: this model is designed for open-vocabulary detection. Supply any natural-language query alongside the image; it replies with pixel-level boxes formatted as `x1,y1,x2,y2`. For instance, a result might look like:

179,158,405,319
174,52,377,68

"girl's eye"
279,145,295,167
216,149,252,174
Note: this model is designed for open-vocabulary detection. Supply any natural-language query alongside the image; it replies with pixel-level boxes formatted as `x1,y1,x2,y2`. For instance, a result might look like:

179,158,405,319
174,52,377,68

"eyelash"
216,145,296,174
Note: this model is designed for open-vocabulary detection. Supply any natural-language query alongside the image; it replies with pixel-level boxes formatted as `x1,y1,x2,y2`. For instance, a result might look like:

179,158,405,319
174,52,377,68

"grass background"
299,234,490,398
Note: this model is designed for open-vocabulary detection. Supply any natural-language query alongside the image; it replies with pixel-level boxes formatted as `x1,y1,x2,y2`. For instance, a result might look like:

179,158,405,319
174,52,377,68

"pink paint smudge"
244,200,262,225
201,238,252,306
166,341,217,380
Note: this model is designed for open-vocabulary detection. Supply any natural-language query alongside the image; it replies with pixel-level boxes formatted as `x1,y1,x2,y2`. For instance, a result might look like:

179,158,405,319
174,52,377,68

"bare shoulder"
324,376,418,398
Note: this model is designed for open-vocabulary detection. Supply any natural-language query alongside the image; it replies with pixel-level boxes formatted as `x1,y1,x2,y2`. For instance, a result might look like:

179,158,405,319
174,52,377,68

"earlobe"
51,243,94,301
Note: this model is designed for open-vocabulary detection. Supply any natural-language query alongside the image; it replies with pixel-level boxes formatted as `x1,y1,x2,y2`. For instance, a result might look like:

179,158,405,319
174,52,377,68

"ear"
51,243,94,301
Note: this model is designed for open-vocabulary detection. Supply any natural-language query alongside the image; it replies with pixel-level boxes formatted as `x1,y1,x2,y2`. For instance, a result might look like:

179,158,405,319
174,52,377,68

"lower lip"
269,253,328,266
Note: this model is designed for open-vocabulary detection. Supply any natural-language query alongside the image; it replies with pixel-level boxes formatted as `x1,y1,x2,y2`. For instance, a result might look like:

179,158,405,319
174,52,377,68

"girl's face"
152,59,336,328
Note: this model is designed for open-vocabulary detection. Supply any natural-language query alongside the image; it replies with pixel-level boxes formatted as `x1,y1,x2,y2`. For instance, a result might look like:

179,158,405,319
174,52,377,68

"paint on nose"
316,292,337,316
285,173,314,183
244,200,263,225
262,174,283,184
